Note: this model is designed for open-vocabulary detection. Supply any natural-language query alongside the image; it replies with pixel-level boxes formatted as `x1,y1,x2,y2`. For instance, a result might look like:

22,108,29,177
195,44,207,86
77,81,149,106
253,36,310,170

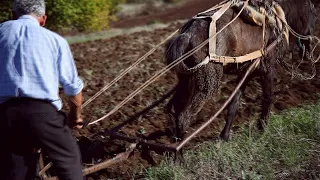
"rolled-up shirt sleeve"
58,39,84,96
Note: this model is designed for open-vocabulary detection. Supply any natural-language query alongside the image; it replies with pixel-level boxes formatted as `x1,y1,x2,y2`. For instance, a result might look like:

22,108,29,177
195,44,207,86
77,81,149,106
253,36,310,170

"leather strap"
272,2,289,45
209,20,217,57
191,1,288,67
209,2,233,59
210,49,263,65
196,4,226,16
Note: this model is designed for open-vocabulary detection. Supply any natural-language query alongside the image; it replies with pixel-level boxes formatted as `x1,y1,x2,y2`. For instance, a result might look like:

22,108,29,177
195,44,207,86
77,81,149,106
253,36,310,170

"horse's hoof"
212,136,222,142
257,120,267,131
174,150,185,165
218,133,230,141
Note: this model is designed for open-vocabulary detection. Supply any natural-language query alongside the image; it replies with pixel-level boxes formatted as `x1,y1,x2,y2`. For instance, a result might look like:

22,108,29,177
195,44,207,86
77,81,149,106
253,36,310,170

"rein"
176,34,283,151
83,0,319,126
84,0,250,126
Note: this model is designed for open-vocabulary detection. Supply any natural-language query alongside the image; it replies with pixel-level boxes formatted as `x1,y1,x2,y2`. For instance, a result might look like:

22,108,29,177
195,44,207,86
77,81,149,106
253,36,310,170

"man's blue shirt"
0,15,84,110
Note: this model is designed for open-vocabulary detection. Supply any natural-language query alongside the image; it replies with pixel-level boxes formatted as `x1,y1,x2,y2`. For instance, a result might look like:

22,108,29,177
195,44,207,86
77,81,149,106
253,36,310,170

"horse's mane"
180,19,196,34
179,0,316,35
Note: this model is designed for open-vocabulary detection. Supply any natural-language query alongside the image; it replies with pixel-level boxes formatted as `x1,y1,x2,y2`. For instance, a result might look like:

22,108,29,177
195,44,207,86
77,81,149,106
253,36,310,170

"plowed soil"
64,0,320,179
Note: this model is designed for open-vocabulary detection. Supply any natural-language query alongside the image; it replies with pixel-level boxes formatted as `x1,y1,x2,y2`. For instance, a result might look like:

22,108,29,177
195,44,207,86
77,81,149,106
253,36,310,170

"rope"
87,0,250,126
176,59,260,151
283,23,320,80
272,4,320,63
196,0,229,15
82,0,236,109
271,1,320,80
81,30,179,109
309,36,320,63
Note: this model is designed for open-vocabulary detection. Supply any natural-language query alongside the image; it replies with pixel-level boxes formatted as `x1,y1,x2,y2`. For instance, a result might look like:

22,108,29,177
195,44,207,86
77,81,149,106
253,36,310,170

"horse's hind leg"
219,89,242,140
220,71,255,140
258,68,274,130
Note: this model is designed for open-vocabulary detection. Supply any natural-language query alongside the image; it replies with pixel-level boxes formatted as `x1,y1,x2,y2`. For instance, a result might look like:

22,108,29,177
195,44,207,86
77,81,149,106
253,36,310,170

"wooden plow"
38,0,320,178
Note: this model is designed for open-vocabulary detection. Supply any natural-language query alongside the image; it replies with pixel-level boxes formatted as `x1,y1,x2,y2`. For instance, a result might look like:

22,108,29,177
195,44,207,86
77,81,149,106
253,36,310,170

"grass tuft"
144,102,320,180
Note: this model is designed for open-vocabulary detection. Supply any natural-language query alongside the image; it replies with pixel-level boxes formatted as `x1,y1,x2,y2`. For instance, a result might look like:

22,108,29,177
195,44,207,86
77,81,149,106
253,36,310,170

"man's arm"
67,91,83,129
58,38,84,129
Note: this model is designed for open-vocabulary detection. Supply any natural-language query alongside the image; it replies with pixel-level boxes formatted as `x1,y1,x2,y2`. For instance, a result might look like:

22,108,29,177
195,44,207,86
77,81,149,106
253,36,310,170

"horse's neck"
278,0,312,34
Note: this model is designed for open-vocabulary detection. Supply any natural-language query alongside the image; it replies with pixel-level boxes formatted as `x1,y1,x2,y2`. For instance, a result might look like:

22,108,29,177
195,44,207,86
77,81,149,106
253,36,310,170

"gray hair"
13,0,46,17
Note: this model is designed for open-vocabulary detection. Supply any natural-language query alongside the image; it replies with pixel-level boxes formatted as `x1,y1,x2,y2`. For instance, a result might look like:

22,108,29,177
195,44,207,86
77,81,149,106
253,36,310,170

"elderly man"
0,0,84,179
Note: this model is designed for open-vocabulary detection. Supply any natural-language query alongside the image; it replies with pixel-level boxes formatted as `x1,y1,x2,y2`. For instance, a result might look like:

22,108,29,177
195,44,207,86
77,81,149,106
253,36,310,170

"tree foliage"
0,0,123,32
0,1,13,23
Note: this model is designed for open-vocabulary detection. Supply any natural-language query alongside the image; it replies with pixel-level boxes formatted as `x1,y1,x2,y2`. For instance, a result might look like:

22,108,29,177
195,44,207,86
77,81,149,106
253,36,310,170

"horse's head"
278,0,317,55
299,0,317,57
308,0,317,34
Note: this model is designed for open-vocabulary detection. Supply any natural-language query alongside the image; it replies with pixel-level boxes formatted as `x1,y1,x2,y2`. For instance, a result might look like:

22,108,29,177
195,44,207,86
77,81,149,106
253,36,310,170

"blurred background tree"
0,0,124,32
0,0,13,23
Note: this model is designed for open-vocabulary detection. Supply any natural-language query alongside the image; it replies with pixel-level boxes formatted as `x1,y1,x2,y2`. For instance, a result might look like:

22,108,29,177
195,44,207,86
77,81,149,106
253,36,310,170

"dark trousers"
0,98,83,180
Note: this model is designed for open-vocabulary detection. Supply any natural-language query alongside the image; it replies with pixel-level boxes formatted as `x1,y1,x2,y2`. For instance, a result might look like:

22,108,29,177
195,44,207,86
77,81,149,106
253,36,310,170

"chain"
230,0,240,5
255,0,275,71
275,36,317,80
263,0,317,81
270,16,284,72
264,0,273,15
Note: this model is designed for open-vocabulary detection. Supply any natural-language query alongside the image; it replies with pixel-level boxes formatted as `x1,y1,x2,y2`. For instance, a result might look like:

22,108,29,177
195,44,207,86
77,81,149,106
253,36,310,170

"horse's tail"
165,33,194,74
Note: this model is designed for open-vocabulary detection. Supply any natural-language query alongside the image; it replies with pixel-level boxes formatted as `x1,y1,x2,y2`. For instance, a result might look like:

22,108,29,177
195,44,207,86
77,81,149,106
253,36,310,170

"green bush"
0,1,13,23
0,0,123,32
125,0,182,3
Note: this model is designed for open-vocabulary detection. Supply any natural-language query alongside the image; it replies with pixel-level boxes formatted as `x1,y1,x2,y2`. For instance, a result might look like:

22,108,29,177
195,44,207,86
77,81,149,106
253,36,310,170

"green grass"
145,102,320,180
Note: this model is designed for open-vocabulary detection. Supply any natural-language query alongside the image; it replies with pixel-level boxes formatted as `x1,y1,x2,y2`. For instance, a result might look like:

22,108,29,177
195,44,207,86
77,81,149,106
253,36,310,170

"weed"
144,102,320,180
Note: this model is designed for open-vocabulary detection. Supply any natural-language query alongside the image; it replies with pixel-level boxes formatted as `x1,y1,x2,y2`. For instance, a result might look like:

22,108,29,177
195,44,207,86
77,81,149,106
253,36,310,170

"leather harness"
192,0,289,66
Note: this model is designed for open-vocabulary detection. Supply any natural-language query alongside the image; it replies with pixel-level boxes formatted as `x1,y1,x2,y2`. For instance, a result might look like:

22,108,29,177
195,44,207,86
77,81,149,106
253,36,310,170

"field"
146,103,320,179
62,0,320,179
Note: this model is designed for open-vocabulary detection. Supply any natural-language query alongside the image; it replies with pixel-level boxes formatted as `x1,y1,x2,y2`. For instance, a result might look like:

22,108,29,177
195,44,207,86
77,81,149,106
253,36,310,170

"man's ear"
39,15,47,26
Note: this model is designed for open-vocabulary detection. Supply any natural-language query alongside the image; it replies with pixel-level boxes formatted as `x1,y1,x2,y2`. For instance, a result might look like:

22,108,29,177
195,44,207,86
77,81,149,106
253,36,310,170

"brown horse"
165,0,317,141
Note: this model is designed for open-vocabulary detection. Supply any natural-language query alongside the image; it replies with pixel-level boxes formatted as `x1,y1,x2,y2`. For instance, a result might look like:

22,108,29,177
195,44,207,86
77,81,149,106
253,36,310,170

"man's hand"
67,91,83,129
67,113,84,129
